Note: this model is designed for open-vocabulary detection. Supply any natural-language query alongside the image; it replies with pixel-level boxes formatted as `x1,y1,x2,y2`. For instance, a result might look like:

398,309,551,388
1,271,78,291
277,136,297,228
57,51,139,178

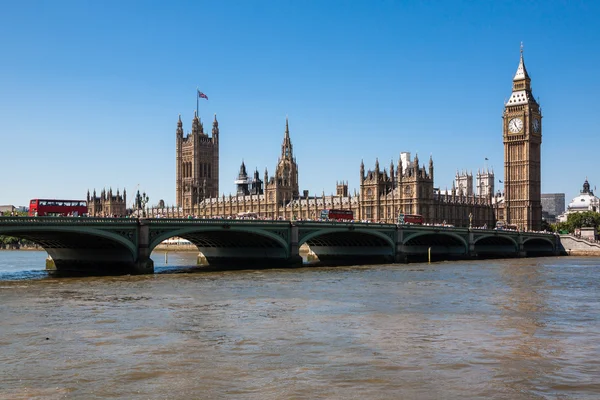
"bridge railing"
145,218,293,226
0,216,137,224
294,221,398,228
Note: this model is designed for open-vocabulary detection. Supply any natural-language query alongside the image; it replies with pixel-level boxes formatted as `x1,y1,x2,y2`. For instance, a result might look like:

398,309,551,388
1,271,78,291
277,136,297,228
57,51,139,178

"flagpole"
196,87,199,117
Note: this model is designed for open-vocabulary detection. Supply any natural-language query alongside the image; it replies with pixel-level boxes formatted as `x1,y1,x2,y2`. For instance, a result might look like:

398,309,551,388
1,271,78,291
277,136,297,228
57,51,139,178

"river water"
0,251,599,399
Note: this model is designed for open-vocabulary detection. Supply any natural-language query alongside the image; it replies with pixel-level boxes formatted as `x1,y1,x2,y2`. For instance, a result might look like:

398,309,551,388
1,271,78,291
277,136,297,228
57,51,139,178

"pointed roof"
285,116,289,139
513,43,530,81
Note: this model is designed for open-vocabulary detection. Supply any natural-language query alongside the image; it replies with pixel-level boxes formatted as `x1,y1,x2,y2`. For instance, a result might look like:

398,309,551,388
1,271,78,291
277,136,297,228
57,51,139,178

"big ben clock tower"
503,44,542,231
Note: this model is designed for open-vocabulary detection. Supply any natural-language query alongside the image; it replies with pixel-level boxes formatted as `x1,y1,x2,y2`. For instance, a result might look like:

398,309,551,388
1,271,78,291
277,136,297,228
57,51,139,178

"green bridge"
0,217,561,275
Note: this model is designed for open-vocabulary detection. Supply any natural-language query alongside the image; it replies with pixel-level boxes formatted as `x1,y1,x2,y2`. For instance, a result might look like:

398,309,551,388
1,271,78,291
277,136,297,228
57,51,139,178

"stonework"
173,49,542,228
358,154,495,226
193,118,300,219
87,188,127,217
503,46,542,231
175,112,219,214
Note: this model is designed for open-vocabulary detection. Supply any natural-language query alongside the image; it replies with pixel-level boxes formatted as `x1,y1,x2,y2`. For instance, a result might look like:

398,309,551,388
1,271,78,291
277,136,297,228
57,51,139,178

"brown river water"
0,252,599,399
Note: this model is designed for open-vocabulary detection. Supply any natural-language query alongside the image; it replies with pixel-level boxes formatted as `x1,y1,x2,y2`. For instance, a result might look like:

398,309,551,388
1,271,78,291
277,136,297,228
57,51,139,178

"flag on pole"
198,90,208,100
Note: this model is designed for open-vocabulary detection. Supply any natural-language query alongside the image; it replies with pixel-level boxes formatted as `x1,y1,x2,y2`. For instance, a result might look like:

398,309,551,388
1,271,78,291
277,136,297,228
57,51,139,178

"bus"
320,209,353,221
397,213,424,225
495,221,518,231
29,199,88,217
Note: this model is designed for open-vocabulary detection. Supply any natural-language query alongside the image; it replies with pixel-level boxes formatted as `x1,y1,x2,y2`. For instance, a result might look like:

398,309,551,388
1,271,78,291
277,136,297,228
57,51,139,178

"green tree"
555,211,600,233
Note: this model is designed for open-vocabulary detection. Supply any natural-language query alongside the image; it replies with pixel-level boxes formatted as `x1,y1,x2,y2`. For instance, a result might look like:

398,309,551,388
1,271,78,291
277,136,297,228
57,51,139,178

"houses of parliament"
175,48,542,231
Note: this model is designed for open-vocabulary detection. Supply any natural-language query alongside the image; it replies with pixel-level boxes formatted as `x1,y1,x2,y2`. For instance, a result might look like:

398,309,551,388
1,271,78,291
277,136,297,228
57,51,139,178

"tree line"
551,211,600,233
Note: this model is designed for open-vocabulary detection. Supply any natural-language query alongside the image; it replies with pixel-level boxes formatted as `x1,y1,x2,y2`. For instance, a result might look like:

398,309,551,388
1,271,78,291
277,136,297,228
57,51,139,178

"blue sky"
1,0,599,208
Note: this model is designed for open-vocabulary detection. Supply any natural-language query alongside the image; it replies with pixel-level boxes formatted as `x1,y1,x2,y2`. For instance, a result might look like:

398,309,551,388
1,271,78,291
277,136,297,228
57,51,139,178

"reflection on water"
1,252,599,399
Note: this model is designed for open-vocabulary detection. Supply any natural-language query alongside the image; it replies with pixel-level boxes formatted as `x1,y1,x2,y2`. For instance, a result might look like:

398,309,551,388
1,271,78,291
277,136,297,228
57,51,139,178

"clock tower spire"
502,44,542,231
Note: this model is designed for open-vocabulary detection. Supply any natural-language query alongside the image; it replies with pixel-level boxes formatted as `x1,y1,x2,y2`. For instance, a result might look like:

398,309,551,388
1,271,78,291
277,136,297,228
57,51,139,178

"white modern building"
557,179,599,222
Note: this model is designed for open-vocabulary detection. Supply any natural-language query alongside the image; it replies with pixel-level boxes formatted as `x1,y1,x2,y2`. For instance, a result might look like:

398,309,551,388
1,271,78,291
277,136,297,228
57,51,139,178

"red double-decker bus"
397,213,424,225
320,209,354,221
29,199,88,217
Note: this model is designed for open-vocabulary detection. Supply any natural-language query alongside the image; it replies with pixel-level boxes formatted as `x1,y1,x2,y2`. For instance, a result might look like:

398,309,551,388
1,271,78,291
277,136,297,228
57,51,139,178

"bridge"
0,217,561,275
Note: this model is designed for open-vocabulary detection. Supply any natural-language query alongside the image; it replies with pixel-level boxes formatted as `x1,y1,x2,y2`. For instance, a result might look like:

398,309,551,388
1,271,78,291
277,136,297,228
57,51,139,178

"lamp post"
469,212,473,229
135,190,149,218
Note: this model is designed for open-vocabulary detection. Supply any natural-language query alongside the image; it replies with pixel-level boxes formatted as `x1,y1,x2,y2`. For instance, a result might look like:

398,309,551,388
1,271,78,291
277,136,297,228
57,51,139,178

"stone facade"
503,46,542,231
87,188,127,217
357,154,495,226
193,118,300,219
173,49,542,228
176,113,219,214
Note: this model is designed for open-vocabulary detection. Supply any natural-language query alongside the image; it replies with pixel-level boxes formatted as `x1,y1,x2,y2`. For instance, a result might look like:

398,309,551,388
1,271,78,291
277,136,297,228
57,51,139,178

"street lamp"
135,190,149,218
469,212,473,229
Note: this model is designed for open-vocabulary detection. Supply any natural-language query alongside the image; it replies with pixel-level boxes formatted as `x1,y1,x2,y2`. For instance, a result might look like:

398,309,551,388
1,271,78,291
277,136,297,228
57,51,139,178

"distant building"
541,193,565,223
0,205,16,214
87,188,127,217
557,180,599,222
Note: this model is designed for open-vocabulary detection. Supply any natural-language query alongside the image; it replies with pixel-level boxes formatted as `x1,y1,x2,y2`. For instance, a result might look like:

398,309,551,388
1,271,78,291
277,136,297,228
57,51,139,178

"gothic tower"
455,170,473,196
265,117,299,205
503,45,542,231
175,112,220,213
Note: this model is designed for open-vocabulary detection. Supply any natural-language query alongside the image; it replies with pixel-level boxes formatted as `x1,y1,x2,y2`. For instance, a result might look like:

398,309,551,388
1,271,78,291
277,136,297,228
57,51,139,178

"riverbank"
0,246,43,251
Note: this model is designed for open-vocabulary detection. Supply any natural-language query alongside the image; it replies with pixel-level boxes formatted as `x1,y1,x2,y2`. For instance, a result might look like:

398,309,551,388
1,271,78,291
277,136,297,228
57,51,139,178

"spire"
281,117,293,159
513,42,530,81
176,114,184,137
285,115,289,139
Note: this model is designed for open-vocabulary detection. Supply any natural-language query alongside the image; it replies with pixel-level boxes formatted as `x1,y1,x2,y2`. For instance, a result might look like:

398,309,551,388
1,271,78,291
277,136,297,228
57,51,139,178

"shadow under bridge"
0,222,140,274
402,231,468,261
299,226,396,265
149,223,297,267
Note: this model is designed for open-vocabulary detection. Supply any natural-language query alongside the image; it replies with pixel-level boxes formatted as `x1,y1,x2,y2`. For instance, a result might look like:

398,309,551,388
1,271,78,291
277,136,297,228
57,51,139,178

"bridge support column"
394,226,408,263
467,230,477,259
289,225,303,266
517,233,527,257
135,219,154,274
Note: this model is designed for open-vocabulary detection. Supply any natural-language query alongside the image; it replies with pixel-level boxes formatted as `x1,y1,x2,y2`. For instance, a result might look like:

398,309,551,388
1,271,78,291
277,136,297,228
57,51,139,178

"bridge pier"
135,219,154,274
467,231,477,259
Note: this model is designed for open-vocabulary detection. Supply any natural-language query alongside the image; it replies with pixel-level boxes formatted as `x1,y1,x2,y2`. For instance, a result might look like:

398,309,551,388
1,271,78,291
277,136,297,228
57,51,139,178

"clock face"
508,118,523,133
533,118,540,133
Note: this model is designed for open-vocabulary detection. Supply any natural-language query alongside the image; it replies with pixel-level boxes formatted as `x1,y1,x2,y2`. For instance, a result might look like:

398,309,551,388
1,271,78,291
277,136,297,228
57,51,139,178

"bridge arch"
299,228,396,249
0,225,140,273
403,231,468,250
149,226,290,254
298,227,396,265
0,225,138,258
473,234,518,248
523,236,556,255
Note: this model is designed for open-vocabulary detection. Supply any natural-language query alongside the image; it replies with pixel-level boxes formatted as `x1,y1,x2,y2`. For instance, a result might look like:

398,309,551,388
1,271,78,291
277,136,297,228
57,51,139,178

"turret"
429,154,434,179
212,114,219,144
360,160,365,183
413,153,419,176
192,111,200,135
176,114,183,138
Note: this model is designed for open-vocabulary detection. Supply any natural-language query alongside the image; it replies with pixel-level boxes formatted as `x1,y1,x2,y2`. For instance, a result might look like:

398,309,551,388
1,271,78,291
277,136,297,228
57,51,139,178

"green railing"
0,216,136,224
